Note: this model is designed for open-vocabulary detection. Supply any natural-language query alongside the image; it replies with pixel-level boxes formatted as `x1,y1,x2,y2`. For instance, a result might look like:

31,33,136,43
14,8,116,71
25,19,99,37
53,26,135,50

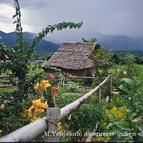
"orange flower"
31,116,38,122
35,109,44,115
32,99,48,109
39,101,48,109
34,83,41,92
34,79,51,92
27,106,34,117
27,99,48,122
40,80,51,91
32,99,41,108
57,122,62,131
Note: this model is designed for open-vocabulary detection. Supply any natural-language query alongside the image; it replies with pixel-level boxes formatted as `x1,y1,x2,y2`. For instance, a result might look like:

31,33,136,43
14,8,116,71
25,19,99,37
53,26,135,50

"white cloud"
0,3,14,18
0,3,32,32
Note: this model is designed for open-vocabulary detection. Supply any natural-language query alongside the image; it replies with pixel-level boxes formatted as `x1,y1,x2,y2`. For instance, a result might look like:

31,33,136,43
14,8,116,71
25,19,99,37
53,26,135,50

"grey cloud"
0,0,143,41
0,15,12,23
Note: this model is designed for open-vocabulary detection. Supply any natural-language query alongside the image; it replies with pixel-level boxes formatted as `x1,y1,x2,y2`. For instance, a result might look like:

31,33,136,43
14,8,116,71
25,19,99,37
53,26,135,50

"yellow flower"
32,99,48,109
27,99,48,122
39,101,48,109
31,116,39,122
40,79,51,91
57,122,62,131
115,111,123,118
35,108,44,115
106,106,125,119
32,99,41,108
34,83,41,92
110,106,118,114
27,106,34,117
34,80,51,92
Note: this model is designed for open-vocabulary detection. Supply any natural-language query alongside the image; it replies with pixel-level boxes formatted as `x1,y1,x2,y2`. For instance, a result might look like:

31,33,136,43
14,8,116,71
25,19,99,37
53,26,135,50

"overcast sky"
0,0,143,42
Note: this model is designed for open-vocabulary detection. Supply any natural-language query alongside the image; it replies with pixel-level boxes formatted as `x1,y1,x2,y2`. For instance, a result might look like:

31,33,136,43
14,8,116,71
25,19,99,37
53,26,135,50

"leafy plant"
95,78,143,142
123,54,138,78
91,47,113,90
0,0,82,135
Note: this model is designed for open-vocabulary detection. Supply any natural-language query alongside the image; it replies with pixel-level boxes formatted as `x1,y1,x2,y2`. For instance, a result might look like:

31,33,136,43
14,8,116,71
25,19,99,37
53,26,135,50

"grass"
137,64,143,83
0,79,11,84
0,74,15,94
1,64,143,95
0,87,15,94
109,64,143,82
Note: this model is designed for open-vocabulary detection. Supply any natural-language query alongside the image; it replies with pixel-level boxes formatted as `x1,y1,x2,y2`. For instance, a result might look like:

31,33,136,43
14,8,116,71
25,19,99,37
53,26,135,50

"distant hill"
97,35,143,51
45,30,143,51
1,31,143,53
0,31,60,55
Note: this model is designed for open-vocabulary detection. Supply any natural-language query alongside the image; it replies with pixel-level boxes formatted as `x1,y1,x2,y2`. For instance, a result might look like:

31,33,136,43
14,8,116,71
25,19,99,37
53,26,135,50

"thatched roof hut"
43,42,100,76
0,54,9,60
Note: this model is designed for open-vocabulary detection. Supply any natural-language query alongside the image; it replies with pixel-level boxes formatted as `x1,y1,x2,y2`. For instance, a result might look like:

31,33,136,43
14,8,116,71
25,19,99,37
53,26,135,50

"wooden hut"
0,54,9,60
43,42,100,76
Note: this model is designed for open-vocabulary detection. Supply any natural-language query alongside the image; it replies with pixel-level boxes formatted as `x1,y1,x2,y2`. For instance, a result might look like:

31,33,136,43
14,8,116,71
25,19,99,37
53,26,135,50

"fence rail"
0,75,112,142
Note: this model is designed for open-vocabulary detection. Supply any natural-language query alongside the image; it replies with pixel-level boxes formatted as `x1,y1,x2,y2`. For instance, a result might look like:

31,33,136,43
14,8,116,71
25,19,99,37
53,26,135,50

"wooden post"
46,108,60,142
0,76,111,142
109,75,112,101
62,77,65,87
98,81,102,103
86,122,99,142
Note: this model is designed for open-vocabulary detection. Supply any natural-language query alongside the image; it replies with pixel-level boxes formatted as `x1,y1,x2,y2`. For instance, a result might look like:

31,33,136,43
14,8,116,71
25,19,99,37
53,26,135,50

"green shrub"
0,0,82,136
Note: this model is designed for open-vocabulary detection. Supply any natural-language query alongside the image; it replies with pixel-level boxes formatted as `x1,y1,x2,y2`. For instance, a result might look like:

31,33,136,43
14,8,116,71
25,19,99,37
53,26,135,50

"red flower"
49,74,55,80
51,86,58,92
53,93,59,97
68,73,76,78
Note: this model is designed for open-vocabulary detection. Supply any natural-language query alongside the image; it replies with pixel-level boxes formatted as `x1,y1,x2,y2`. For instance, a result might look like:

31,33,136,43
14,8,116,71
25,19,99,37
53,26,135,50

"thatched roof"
44,42,98,70
0,54,9,60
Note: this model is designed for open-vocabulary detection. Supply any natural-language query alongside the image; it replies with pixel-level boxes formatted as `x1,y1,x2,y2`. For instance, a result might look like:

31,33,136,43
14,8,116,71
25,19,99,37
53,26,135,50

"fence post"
46,108,60,142
98,81,102,103
109,75,112,101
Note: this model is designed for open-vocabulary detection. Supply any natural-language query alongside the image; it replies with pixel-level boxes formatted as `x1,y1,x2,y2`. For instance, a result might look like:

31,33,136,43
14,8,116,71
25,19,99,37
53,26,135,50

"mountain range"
0,31,143,55
97,35,143,51
0,31,60,55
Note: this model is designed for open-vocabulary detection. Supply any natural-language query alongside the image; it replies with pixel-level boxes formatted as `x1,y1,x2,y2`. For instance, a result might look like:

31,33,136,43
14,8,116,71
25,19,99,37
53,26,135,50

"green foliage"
112,51,143,65
112,53,124,64
57,95,79,108
58,76,143,142
1,0,82,83
119,78,143,114
124,54,138,77
1,1,142,142
0,0,82,136
91,47,113,88
137,65,143,83
31,22,82,50
82,37,113,84
0,92,30,137
109,53,138,88
96,78,143,142
66,81,80,93
82,37,97,43
60,102,106,142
